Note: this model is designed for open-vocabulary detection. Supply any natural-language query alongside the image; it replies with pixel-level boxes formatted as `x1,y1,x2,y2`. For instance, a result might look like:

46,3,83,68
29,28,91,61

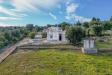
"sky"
0,0,112,26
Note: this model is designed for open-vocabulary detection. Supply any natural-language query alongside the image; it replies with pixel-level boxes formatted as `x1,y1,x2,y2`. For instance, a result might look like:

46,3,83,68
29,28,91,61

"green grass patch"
0,49,112,75
96,39,112,48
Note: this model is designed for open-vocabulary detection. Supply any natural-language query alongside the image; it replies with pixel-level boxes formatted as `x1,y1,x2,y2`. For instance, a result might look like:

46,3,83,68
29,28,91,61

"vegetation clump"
66,26,85,45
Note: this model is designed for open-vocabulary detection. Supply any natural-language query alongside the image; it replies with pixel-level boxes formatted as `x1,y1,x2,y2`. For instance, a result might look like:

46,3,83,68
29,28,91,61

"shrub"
66,26,86,45
28,32,36,39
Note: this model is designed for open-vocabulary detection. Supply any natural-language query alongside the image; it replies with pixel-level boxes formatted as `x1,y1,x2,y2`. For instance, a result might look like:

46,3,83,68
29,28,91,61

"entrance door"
59,34,62,41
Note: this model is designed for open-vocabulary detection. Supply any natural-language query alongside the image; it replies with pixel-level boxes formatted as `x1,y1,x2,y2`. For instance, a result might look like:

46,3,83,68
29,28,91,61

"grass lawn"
96,39,112,48
0,49,112,75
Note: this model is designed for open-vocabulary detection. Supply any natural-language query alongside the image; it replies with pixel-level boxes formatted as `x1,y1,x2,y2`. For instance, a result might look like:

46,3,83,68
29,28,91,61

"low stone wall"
0,46,17,63
17,47,80,51
98,48,112,52
17,44,80,51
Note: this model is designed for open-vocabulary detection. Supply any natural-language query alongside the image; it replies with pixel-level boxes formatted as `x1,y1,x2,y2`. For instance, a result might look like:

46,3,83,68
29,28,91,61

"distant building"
46,27,67,42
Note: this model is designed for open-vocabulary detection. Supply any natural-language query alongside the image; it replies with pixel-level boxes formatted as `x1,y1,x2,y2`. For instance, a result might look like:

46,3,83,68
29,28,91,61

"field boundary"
0,45,17,63
17,44,81,50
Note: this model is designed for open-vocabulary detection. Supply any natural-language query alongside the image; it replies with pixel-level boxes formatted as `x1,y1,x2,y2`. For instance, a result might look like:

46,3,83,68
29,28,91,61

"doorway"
59,34,62,41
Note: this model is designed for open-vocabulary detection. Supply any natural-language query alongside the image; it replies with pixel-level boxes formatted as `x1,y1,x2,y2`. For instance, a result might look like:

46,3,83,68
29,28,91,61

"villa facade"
46,27,67,42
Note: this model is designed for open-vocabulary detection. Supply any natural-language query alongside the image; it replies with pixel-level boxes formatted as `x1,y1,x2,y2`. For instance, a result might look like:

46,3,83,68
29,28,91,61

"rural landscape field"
0,0,112,75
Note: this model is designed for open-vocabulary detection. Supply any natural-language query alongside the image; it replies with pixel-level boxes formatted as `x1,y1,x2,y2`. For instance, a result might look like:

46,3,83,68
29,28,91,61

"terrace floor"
0,49,112,75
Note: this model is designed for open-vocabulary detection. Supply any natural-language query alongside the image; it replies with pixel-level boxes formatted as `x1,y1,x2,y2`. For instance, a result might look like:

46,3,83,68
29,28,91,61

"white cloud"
65,16,71,20
0,0,91,25
66,3,79,14
74,15,91,22
0,0,61,23
65,3,91,22
66,0,72,5
0,17,20,20
11,0,60,11
66,14,91,22
0,6,27,17
0,6,18,16
12,0,37,11
0,23,16,27
49,12,57,20
65,14,91,22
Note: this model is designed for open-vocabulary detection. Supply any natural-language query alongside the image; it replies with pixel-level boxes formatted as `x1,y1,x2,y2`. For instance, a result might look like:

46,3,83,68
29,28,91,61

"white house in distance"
46,27,67,42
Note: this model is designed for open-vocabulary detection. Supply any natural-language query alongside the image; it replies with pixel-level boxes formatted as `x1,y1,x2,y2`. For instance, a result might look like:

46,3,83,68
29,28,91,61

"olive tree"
92,25,103,36
66,26,86,45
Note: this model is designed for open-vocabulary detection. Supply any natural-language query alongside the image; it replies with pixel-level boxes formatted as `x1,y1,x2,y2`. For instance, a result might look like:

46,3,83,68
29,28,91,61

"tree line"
0,17,112,48
0,25,44,49
65,17,112,45
0,27,27,49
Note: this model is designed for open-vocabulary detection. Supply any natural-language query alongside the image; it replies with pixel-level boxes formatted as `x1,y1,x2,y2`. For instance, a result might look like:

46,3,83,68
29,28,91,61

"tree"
103,21,112,30
59,22,71,30
110,16,112,21
83,22,89,28
66,26,85,45
0,36,7,48
93,25,103,36
34,26,44,32
20,28,29,37
47,24,53,27
86,28,91,37
0,26,30,49
11,30,21,38
28,32,36,39
76,21,82,26
26,24,34,31
90,17,101,25
42,32,47,38
4,31,12,42
34,25,39,32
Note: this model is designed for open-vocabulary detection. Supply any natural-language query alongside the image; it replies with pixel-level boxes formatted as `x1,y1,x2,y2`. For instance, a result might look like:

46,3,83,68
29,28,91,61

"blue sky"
0,0,112,26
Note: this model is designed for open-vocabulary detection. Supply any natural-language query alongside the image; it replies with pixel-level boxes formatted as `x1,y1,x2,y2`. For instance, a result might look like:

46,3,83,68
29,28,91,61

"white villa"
31,27,68,45
46,27,67,42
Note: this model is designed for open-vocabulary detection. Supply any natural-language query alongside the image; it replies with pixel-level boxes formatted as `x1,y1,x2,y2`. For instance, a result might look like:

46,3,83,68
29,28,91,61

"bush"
28,32,36,39
93,25,103,36
66,26,86,45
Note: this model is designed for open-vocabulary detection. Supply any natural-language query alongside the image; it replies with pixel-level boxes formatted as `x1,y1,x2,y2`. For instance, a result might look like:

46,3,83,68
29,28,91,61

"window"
50,35,53,39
